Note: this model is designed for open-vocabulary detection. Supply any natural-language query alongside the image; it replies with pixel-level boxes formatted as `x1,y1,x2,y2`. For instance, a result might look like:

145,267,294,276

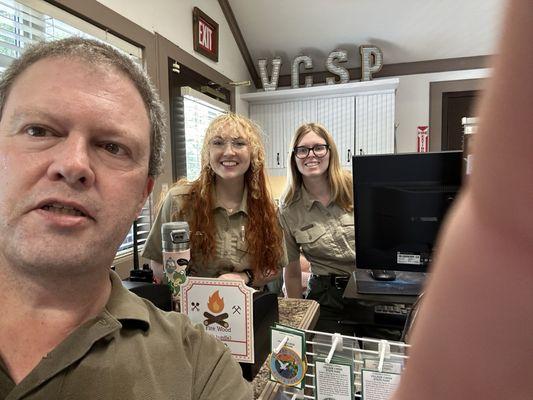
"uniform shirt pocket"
294,224,326,247
339,213,355,245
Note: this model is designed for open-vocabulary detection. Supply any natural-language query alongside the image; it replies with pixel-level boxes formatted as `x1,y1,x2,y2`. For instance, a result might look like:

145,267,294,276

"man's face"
0,57,154,277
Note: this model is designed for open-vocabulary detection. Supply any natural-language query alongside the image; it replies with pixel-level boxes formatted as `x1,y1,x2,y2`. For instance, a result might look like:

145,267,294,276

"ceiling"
226,0,506,81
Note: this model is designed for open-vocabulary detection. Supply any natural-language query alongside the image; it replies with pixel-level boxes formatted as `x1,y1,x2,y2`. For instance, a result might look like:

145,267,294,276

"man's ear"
136,176,155,217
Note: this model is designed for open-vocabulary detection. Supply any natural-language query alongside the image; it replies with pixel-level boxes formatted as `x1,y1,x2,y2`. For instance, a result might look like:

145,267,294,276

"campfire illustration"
203,290,229,328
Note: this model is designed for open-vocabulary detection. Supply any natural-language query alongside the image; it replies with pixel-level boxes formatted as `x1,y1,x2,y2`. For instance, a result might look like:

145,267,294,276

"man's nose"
46,135,96,187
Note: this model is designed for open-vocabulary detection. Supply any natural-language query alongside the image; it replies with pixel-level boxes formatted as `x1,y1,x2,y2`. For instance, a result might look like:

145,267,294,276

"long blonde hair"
175,113,284,277
282,122,353,211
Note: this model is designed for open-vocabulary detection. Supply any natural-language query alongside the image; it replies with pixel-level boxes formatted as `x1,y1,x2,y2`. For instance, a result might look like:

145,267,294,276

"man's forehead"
7,56,143,105
2,57,150,137
11,56,136,93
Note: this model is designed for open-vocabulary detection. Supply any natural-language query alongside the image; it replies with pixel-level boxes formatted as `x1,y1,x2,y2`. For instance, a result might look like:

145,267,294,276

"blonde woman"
143,113,286,288
280,123,355,334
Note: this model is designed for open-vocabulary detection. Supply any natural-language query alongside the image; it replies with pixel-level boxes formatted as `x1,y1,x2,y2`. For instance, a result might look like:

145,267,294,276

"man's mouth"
41,203,86,217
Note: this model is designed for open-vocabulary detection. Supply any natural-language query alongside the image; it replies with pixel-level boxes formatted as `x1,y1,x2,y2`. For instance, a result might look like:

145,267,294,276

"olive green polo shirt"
143,184,286,277
280,187,356,276
0,271,252,400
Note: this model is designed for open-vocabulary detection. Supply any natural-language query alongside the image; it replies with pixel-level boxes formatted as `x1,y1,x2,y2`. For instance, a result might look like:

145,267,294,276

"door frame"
441,90,478,150
429,78,485,151
155,34,235,186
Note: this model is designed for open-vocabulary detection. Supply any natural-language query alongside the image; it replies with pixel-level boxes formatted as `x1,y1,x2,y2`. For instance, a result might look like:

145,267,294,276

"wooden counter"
252,298,319,399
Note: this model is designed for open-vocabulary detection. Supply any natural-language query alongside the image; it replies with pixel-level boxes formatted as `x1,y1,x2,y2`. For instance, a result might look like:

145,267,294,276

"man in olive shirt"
0,38,251,399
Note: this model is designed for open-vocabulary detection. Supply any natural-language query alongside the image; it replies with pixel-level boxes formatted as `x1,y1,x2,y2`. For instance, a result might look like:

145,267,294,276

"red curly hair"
174,113,284,278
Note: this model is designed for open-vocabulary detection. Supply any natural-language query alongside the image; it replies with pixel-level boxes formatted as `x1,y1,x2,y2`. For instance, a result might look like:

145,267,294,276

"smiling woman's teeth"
222,161,237,166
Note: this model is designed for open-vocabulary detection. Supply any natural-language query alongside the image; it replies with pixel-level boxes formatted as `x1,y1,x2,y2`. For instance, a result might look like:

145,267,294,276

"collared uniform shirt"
143,184,286,277
280,187,355,276
0,271,252,400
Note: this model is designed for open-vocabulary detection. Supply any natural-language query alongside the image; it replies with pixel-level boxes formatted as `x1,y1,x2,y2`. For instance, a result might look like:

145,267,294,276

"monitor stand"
355,269,427,296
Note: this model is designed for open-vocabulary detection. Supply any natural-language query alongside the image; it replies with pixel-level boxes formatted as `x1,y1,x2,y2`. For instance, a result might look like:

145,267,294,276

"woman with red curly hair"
143,113,286,288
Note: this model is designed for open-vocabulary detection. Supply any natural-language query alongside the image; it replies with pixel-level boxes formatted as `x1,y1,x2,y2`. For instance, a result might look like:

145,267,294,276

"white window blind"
181,86,228,181
0,0,148,259
0,0,141,71
116,197,153,258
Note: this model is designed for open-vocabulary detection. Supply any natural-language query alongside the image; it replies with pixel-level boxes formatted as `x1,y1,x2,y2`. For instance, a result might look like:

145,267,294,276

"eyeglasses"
210,137,248,151
293,144,329,159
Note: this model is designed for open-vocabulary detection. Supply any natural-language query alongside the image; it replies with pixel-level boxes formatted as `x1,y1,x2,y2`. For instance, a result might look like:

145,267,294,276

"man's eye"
102,142,126,155
26,126,50,137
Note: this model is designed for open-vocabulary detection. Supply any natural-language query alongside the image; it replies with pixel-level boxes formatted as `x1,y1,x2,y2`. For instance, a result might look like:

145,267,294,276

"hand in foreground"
218,272,247,283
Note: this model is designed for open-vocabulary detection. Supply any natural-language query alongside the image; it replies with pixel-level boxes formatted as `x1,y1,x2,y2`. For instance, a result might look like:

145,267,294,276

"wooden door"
441,90,478,150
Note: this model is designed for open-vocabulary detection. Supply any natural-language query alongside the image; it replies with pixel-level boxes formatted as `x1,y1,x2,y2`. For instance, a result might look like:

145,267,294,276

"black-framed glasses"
293,144,329,159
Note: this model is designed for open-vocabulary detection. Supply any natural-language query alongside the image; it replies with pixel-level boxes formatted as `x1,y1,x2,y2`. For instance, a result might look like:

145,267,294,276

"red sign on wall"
417,126,430,152
193,7,219,62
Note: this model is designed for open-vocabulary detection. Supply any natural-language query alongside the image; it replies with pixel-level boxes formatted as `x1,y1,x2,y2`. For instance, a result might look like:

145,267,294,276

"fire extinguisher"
417,126,429,152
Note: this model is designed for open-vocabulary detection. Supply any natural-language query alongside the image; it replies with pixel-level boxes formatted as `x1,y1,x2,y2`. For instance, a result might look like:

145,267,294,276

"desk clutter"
265,326,409,400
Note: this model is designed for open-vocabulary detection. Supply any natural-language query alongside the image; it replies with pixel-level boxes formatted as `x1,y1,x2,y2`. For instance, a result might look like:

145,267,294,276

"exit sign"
193,7,219,62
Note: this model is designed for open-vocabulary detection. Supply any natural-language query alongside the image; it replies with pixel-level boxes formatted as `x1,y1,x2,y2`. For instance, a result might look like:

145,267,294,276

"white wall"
395,68,491,153
95,1,492,130
96,0,252,114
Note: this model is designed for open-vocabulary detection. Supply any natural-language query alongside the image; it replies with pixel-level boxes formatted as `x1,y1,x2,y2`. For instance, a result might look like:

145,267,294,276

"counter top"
252,297,319,399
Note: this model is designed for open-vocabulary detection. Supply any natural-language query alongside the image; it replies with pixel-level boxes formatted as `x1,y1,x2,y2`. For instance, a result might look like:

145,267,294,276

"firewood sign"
180,277,255,363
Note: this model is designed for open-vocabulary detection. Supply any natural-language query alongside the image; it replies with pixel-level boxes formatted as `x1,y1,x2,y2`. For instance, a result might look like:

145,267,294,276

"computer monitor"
352,151,462,294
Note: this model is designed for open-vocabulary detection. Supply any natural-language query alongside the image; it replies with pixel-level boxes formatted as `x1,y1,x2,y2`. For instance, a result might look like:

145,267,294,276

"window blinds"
0,0,141,71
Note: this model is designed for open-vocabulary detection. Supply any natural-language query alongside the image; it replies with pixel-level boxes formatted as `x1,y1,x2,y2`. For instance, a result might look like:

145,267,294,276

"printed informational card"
363,357,404,374
361,369,401,400
180,277,254,363
269,325,307,389
315,360,354,400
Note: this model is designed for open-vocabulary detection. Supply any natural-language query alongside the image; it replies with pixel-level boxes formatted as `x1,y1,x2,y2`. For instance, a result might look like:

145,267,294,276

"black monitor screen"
353,151,462,273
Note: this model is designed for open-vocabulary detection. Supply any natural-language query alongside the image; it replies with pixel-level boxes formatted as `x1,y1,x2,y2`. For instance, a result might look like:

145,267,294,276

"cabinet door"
250,103,285,169
283,99,317,156
316,96,355,168
355,92,395,155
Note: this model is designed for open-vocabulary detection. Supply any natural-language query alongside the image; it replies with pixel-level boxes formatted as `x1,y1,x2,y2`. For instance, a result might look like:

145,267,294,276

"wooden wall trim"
45,0,157,80
155,33,236,186
155,33,236,109
277,55,492,87
218,0,260,88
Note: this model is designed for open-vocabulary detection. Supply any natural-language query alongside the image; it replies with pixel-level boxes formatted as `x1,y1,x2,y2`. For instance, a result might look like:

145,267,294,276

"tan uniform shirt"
143,184,286,277
0,271,252,400
280,187,355,276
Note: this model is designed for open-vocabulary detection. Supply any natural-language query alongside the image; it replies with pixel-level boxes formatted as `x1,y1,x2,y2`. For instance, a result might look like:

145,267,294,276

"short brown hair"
0,37,166,177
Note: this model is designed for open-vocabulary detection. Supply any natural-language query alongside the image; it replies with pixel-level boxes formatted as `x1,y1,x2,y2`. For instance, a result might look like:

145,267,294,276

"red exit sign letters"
193,7,219,62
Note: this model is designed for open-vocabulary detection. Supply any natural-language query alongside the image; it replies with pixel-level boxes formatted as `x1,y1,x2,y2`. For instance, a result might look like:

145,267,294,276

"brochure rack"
265,328,409,400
